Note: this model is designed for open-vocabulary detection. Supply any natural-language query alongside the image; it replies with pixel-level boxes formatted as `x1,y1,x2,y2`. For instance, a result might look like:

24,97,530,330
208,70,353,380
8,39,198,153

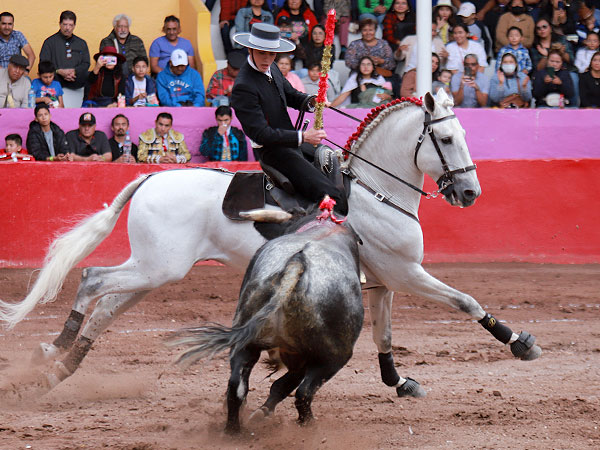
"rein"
325,107,476,200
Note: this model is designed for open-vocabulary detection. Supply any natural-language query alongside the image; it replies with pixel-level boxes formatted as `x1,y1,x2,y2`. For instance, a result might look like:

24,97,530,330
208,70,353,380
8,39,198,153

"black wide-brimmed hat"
233,23,295,53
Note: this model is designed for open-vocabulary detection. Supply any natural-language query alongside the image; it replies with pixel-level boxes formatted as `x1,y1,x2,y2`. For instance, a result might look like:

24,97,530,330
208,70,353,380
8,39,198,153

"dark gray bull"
169,208,364,433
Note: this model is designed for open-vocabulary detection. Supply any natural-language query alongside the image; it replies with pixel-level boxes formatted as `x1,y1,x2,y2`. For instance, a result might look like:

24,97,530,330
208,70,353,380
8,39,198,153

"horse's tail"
168,252,306,369
0,173,152,329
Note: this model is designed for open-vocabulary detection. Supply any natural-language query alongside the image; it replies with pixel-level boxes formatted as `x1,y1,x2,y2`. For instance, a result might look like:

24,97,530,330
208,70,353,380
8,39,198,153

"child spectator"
575,3,600,47
199,105,248,161
495,26,533,75
579,51,600,107
32,61,64,108
276,54,305,92
495,0,535,53
301,62,336,100
434,0,457,45
26,104,71,161
432,68,454,100
575,32,600,73
125,56,158,106
0,134,34,162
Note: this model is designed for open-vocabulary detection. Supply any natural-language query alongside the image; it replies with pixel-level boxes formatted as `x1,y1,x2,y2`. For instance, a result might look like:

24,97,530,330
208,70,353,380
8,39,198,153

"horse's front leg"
403,263,542,361
368,286,426,398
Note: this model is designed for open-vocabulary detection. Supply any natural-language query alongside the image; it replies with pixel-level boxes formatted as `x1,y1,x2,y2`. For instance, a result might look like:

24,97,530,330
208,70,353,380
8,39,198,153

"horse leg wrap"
378,352,400,387
510,331,536,358
479,313,513,344
53,310,85,350
62,336,93,374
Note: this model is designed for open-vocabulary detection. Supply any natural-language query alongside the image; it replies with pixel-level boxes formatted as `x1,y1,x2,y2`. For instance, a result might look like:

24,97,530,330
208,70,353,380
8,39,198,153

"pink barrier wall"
1,108,599,161
1,159,599,267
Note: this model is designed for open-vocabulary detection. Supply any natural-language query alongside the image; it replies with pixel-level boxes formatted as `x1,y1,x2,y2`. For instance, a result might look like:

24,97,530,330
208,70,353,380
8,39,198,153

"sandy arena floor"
1,263,599,449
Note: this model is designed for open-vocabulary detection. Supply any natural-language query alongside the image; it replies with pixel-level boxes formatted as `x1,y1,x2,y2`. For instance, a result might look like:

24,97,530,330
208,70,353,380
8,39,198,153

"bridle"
323,106,478,222
414,111,477,198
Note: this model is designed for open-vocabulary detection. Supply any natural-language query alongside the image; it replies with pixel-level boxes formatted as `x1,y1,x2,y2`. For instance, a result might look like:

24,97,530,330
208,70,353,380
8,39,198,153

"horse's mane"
344,97,424,156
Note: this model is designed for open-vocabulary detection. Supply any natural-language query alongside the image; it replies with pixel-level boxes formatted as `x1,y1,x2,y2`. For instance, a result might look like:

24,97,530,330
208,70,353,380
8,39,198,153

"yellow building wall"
3,0,214,83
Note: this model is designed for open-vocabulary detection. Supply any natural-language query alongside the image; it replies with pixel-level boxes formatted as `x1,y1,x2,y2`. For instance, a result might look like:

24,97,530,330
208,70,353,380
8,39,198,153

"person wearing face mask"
495,0,534,52
489,52,532,107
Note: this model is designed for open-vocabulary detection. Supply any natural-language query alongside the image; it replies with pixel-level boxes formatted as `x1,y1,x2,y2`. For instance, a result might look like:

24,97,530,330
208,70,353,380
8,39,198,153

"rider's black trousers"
258,145,348,216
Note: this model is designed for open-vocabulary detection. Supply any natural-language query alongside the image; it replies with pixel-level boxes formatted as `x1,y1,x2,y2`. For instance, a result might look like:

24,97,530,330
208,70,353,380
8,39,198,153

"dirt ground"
0,263,599,450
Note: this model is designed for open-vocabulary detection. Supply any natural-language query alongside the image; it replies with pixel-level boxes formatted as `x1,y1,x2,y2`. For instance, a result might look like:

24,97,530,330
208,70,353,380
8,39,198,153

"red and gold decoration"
314,9,337,130
344,97,423,157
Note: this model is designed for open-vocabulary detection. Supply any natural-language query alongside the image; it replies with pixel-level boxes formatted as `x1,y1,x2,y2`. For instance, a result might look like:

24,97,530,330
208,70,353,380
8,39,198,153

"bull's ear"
239,209,293,223
424,92,436,115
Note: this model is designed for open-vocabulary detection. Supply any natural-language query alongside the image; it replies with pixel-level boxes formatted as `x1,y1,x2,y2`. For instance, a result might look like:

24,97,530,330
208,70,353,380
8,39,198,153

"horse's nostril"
463,189,476,201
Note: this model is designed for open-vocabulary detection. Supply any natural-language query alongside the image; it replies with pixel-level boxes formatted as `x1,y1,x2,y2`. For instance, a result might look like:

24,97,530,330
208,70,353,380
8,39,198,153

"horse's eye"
441,137,452,145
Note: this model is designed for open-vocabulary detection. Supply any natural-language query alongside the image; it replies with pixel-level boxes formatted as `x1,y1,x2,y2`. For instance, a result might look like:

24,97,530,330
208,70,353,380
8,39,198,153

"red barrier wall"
1,160,599,267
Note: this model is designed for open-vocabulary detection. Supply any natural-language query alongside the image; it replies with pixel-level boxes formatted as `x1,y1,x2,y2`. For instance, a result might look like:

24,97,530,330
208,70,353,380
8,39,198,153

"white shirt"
132,77,147,106
446,40,488,72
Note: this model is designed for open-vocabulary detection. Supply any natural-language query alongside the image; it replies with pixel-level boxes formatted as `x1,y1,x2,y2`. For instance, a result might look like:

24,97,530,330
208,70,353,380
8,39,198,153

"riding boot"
314,145,347,211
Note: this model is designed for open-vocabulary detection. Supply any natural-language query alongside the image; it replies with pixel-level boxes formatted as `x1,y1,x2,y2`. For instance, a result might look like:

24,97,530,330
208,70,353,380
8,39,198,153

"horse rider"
230,23,348,216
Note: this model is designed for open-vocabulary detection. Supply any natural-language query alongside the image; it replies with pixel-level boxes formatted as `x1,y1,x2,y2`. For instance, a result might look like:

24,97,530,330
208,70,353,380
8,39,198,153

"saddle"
222,145,347,221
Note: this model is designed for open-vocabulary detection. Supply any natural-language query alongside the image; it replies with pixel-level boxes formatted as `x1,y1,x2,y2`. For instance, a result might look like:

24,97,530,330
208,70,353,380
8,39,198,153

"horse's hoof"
247,406,270,424
31,343,60,366
520,344,542,361
44,361,71,390
224,423,241,435
510,331,541,360
396,377,427,398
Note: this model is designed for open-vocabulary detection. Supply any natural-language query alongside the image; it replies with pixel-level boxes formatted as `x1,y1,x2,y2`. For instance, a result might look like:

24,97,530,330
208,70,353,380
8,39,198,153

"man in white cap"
156,48,205,107
457,2,493,58
230,23,347,215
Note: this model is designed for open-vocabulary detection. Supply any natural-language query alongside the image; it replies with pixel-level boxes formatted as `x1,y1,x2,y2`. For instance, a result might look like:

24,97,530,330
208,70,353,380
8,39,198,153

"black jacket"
231,61,309,152
579,71,600,108
26,121,71,161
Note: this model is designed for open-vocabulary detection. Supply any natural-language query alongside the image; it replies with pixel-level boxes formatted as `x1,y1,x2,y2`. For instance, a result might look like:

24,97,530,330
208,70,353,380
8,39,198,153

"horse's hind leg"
31,262,158,365
368,287,427,398
402,263,542,360
226,346,261,434
44,290,150,388
248,369,305,422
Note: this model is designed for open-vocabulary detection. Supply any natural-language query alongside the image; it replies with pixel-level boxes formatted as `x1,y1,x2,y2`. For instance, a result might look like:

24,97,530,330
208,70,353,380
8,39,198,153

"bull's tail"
168,252,306,369
0,174,152,329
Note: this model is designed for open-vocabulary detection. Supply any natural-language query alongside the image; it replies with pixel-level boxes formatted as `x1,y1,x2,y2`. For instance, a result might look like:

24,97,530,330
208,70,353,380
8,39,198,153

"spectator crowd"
2,1,600,161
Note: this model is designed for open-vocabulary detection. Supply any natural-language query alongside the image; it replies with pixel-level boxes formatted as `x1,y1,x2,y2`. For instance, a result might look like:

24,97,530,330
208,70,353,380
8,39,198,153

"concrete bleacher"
208,0,359,88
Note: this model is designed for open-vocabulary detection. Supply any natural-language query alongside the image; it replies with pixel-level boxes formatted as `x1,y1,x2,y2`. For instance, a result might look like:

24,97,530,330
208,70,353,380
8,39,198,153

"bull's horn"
239,209,293,223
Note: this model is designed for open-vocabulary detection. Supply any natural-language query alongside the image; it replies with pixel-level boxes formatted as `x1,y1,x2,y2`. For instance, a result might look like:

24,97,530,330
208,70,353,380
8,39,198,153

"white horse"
0,91,540,394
